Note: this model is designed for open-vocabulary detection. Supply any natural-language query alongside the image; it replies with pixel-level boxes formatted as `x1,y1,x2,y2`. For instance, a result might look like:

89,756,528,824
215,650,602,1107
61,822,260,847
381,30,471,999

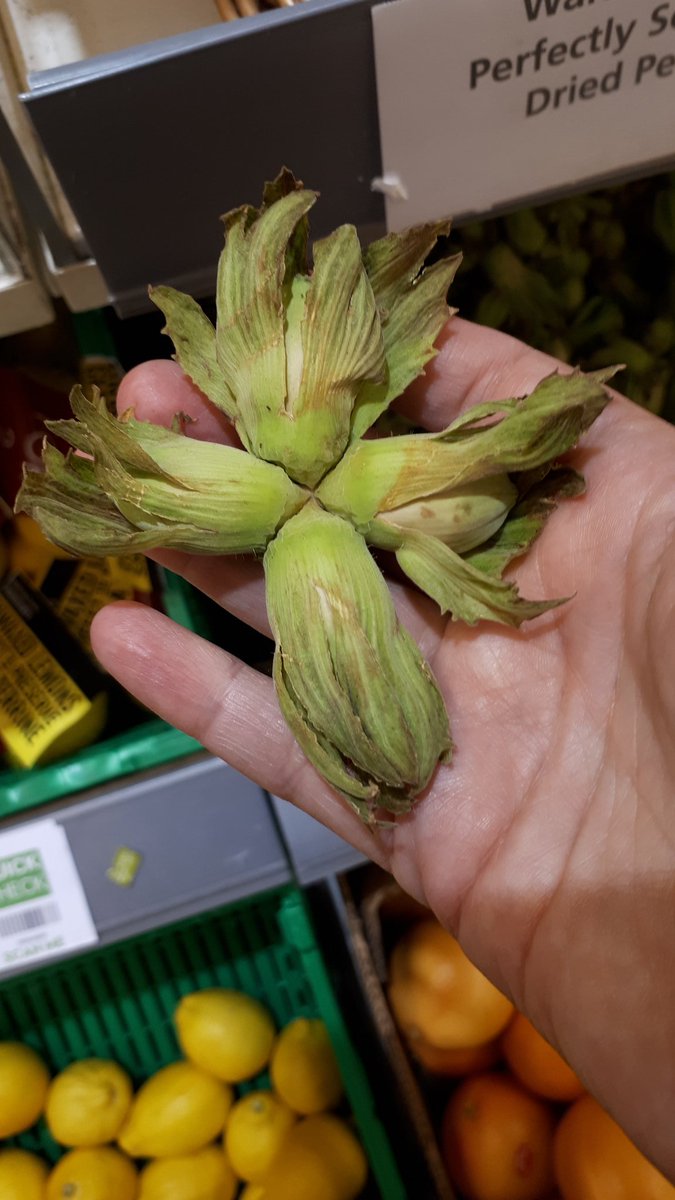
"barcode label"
0,902,61,938
0,822,97,973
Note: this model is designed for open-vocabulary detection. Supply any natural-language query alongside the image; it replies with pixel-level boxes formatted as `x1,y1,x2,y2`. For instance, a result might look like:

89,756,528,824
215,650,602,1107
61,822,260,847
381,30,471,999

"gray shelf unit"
0,753,373,978
271,793,367,885
21,0,386,315
0,753,291,978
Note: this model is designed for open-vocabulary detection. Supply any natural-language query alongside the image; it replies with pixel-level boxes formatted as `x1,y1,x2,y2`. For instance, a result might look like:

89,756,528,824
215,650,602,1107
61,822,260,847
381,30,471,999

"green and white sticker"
0,820,97,972
0,849,51,908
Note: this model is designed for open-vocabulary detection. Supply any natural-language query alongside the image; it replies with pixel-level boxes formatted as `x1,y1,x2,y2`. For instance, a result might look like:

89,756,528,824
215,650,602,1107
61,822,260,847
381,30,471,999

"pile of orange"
387,919,674,1200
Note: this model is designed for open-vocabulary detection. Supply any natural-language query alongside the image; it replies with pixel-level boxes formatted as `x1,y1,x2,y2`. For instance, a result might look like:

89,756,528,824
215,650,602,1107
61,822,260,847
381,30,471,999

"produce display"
0,988,368,1199
0,332,159,774
385,918,675,1200
3,165,673,1197
448,171,675,421
17,169,613,823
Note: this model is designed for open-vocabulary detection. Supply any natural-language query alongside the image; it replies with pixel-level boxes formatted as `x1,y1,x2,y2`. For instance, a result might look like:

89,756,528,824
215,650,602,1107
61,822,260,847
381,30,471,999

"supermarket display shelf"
0,85,108,313
0,270,52,335
271,793,367,885
0,106,54,333
0,749,375,980
0,752,292,977
19,0,385,316
62,754,293,942
0,886,407,1198
3,0,673,329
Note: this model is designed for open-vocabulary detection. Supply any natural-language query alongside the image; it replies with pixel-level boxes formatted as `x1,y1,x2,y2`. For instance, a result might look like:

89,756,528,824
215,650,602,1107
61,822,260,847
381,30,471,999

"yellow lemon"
0,1148,49,1200
0,1042,50,1136
290,1115,368,1200
46,1059,133,1146
270,1019,343,1115
138,1145,237,1200
225,1090,296,1182
118,1061,232,1157
259,1134,343,1200
240,1187,266,1200
175,989,276,1083
46,1147,138,1200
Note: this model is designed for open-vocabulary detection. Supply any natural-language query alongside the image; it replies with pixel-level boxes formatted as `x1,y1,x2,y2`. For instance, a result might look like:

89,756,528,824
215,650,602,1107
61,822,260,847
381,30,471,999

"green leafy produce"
448,172,675,420
16,170,613,823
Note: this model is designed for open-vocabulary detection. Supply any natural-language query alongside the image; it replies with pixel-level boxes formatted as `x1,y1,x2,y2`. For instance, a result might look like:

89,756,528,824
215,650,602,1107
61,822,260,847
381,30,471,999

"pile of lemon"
0,990,368,1200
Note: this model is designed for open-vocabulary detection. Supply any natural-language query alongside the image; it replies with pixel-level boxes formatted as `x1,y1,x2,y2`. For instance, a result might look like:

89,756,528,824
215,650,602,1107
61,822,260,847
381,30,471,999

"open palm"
92,317,675,1177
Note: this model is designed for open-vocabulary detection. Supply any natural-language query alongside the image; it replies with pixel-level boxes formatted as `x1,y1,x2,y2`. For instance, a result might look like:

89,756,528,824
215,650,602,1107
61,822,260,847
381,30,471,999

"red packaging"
0,367,72,508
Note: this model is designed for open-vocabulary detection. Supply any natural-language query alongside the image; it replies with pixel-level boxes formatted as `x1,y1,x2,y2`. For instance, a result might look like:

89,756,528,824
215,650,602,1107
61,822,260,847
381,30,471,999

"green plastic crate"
0,571,205,818
0,887,405,1199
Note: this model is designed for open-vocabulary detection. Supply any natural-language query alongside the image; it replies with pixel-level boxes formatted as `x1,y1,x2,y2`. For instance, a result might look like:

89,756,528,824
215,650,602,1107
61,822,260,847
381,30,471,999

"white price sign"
372,0,675,229
0,819,97,973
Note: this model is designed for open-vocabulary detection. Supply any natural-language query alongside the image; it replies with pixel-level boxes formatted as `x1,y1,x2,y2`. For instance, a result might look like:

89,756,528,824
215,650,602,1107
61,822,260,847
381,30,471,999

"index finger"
116,358,239,445
118,318,566,441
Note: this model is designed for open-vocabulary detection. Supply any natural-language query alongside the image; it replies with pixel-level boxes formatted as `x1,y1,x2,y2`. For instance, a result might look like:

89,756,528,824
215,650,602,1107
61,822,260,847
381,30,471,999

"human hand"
91,317,675,1177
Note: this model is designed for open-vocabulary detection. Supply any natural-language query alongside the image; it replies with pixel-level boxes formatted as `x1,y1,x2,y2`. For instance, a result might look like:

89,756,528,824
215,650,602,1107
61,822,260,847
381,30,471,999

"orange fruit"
407,1034,501,1076
554,1094,675,1200
388,921,514,1049
502,1014,584,1102
441,1071,556,1200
